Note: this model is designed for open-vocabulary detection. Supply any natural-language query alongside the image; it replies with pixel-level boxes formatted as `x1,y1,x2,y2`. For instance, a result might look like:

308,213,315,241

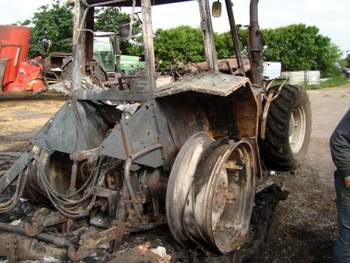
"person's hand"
344,177,350,188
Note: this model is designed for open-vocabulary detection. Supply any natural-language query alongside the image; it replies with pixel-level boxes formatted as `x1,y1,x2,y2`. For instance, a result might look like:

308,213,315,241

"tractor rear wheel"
260,85,311,171
166,134,256,253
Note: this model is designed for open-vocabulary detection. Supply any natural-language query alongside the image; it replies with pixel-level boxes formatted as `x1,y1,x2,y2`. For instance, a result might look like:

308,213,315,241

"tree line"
20,1,343,77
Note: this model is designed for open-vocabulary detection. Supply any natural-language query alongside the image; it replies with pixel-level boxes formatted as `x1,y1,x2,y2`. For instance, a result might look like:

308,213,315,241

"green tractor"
93,32,145,75
56,32,145,83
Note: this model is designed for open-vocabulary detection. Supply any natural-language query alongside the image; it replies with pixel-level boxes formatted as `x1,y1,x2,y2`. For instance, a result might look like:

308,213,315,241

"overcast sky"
0,0,349,56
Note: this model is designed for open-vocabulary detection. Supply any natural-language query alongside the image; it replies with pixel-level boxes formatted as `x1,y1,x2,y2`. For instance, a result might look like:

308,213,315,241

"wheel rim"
210,142,255,253
289,105,306,154
183,140,256,253
166,132,215,247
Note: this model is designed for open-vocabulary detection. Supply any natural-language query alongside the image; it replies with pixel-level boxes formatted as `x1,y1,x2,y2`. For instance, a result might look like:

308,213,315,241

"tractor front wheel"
260,85,312,171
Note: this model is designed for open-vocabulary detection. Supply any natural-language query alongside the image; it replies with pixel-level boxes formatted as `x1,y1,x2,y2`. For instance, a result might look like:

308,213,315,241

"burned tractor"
0,0,311,261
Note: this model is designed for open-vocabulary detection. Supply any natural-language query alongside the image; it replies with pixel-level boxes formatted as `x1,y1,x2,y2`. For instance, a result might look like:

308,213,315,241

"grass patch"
302,75,350,90
320,76,349,88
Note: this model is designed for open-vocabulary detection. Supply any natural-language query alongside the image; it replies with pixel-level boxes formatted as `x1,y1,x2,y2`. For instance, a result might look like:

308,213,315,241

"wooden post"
198,0,218,71
142,0,156,91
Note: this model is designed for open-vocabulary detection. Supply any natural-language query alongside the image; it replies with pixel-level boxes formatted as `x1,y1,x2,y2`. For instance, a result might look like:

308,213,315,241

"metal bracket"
95,187,120,216
260,79,288,139
24,208,69,237
67,222,126,261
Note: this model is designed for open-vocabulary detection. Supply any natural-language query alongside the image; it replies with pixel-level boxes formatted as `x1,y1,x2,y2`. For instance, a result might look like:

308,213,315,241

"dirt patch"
0,100,64,151
260,86,350,262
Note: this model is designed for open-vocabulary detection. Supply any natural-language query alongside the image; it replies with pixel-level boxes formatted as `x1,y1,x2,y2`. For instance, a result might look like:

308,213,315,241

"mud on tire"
260,85,311,171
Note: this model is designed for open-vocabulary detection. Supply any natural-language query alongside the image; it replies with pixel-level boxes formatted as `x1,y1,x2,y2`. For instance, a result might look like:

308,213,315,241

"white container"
282,71,305,85
263,62,281,80
281,70,320,86
306,71,320,85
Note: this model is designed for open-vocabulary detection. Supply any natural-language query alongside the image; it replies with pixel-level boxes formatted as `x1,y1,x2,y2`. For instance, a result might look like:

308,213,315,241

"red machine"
0,25,46,94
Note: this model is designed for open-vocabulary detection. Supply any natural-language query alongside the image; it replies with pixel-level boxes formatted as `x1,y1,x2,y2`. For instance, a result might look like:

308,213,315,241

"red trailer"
0,25,46,94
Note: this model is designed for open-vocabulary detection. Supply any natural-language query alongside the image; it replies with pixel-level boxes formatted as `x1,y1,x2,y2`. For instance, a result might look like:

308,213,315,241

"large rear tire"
260,85,311,171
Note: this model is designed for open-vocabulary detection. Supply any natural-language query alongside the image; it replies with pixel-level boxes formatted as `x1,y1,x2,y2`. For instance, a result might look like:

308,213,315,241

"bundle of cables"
34,155,104,219
0,168,29,213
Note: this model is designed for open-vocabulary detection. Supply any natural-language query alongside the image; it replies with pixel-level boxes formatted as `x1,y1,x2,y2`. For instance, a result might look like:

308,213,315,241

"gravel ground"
0,85,349,262
261,85,350,262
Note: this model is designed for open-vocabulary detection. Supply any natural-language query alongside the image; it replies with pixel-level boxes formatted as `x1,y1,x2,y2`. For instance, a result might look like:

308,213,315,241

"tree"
26,2,142,57
262,24,341,77
153,24,341,76
154,26,204,68
214,29,248,59
214,32,233,59
95,7,143,55
29,0,73,57
154,26,250,69
95,7,129,34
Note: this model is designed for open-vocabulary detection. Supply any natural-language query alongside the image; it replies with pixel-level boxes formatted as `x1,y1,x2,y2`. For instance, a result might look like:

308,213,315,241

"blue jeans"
334,172,350,263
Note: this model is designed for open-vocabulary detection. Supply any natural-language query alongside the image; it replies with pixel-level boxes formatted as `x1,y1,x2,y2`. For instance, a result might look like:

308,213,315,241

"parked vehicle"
342,67,350,78
93,32,145,75
0,26,46,94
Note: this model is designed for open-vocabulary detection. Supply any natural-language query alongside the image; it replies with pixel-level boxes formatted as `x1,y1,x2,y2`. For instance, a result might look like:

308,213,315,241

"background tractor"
0,0,311,261
52,32,145,80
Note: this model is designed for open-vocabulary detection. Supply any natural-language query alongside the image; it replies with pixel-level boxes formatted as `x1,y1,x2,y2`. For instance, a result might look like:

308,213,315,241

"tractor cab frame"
70,0,262,90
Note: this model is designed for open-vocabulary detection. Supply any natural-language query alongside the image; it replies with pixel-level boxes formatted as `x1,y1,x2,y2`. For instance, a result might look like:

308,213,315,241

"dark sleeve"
330,108,350,178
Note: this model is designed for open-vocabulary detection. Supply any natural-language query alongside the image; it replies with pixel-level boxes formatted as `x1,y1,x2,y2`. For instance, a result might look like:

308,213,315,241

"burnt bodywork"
35,72,258,166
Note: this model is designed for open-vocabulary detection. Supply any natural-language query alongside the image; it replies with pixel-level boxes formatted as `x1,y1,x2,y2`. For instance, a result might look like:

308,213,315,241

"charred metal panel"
154,72,249,98
231,84,260,138
157,84,260,164
157,93,209,151
100,103,174,168
75,89,150,101
33,102,111,153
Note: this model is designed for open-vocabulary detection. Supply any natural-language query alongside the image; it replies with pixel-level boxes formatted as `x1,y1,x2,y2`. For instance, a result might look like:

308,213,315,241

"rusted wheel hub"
167,137,256,253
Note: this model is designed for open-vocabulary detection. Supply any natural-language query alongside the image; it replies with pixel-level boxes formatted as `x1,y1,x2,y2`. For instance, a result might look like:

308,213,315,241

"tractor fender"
33,101,117,154
154,72,250,98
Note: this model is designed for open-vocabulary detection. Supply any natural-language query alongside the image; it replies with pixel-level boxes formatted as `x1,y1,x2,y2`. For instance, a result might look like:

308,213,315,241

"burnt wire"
0,168,29,213
34,155,104,218
38,85,99,217
36,156,102,218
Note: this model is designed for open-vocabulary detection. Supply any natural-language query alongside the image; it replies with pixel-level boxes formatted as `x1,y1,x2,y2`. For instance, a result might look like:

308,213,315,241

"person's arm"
330,108,350,187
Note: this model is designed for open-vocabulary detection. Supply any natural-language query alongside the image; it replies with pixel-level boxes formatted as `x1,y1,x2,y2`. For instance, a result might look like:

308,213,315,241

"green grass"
319,75,349,88
302,75,349,90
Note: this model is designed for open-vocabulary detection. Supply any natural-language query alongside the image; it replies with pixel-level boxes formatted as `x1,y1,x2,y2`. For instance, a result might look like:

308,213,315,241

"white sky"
0,0,349,56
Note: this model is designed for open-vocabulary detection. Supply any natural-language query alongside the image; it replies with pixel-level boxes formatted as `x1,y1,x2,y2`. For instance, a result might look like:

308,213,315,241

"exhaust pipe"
249,0,263,85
